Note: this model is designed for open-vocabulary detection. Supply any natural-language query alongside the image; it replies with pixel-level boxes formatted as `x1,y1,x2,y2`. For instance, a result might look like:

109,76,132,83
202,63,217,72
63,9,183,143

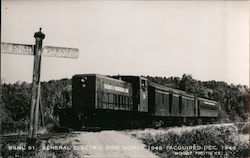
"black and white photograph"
1,0,249,157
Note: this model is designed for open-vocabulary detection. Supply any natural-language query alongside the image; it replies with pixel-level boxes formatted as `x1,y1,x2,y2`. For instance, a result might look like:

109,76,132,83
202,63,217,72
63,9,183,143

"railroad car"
198,98,219,123
59,74,219,129
148,82,198,126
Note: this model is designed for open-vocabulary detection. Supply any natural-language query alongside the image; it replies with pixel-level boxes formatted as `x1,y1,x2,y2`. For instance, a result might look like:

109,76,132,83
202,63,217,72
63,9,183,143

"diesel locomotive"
59,74,219,129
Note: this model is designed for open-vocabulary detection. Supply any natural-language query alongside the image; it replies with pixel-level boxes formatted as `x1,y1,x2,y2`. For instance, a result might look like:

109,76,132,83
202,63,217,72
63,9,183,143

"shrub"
129,124,249,158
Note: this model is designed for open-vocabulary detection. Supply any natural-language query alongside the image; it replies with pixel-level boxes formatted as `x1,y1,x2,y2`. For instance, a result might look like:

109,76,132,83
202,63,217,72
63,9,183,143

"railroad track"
0,126,103,143
0,132,69,143
1,122,246,143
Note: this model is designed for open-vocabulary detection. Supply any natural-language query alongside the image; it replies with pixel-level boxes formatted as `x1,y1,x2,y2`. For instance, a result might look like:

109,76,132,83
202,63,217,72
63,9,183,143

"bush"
241,122,250,134
129,124,249,158
2,79,71,133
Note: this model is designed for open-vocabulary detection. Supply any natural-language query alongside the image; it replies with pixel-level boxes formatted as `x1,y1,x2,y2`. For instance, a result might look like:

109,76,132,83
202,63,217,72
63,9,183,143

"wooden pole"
27,28,45,147
39,85,45,127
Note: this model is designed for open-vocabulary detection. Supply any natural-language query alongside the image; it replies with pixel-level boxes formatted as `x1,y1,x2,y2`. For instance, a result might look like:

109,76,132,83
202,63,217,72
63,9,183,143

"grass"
127,123,249,158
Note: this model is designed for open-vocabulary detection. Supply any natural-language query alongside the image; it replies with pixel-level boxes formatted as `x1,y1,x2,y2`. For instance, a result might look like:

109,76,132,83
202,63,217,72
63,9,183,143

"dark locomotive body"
60,74,219,129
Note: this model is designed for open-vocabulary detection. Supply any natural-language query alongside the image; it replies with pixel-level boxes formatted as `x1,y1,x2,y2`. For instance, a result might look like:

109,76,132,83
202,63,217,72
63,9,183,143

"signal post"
27,28,45,147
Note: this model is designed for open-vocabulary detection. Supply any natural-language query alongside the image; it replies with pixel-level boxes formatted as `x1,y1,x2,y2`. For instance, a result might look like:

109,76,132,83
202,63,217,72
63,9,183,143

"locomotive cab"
114,76,148,112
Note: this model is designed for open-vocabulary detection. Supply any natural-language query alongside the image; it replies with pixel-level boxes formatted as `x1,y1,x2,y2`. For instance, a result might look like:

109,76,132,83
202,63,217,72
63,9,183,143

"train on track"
59,74,219,129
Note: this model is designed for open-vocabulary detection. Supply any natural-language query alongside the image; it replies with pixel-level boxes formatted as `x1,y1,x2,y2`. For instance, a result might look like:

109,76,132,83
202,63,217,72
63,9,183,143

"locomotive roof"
198,97,218,104
73,74,131,84
149,81,194,97
118,75,147,79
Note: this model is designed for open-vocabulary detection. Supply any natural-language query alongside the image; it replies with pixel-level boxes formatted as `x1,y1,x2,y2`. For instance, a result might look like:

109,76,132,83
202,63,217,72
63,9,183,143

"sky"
1,0,249,85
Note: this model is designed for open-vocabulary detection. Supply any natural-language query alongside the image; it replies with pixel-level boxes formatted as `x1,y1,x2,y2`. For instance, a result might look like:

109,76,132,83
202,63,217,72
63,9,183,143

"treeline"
1,74,249,133
1,79,71,133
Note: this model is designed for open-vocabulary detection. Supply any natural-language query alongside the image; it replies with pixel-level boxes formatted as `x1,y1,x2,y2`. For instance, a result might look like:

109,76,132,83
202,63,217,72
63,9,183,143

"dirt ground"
69,130,158,158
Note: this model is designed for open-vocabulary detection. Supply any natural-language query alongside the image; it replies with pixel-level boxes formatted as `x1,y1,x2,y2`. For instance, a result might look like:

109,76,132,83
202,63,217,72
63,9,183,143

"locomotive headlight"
81,77,87,82
81,77,87,88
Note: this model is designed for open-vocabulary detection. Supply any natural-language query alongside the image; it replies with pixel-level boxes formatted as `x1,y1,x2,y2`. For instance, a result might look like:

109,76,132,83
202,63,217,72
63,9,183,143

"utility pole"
1,28,79,149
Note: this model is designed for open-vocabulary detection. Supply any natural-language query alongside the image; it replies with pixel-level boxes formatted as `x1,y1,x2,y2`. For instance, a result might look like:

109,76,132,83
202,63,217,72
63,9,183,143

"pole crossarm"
1,42,34,55
42,46,79,59
1,43,79,59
